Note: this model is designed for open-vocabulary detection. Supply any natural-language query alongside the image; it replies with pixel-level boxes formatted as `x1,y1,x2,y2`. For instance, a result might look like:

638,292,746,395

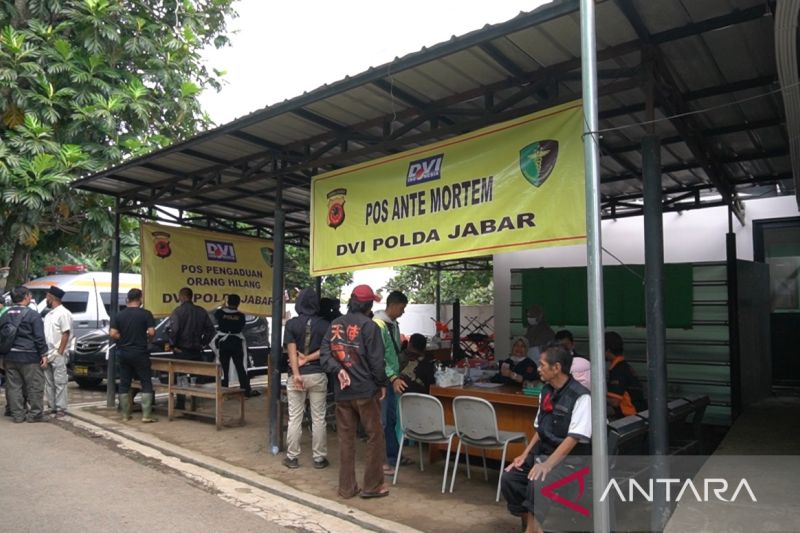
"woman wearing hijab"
493,336,539,385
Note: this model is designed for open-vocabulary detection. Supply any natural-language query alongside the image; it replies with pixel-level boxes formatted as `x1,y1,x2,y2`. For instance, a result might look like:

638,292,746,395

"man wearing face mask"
524,304,554,355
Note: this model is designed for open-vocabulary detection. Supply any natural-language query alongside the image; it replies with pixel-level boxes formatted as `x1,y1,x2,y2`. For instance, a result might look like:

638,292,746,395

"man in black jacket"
168,287,216,407
168,287,216,361
321,284,388,499
501,343,592,533
1,286,48,423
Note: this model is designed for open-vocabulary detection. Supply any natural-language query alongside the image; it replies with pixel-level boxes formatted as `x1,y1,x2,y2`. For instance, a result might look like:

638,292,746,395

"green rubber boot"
141,393,158,423
118,393,131,421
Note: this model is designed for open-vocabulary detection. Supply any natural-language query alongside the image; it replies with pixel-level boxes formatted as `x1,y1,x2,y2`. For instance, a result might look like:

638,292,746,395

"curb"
65,404,421,533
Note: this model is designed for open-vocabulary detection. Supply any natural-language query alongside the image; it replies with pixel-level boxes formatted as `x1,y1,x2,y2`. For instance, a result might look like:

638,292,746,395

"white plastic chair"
393,393,457,494
449,395,527,502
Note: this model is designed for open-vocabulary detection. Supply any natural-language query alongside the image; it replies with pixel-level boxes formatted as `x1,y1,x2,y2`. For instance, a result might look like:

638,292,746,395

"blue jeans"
380,386,399,465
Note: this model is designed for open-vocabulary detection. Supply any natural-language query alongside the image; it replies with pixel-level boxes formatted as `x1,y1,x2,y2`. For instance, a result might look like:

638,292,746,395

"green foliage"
284,244,353,301
0,0,237,285
382,265,493,305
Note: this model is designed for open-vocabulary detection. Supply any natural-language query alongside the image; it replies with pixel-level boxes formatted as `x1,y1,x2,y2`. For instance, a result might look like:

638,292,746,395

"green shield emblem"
260,247,273,267
520,140,559,187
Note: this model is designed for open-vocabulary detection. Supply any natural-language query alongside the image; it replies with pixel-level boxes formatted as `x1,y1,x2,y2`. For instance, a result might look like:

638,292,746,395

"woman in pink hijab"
571,356,591,391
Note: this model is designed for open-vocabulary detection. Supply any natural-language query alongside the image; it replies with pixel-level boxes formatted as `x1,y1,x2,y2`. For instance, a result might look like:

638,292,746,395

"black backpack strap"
303,318,313,353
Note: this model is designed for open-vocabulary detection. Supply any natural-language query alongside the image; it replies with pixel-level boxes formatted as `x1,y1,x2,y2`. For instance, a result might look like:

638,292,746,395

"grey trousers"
44,355,69,412
6,361,45,421
286,372,328,461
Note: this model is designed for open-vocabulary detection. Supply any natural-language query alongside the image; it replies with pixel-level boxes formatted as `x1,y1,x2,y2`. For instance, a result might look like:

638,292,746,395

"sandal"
360,486,390,499
383,465,396,476
398,456,415,466
338,487,361,499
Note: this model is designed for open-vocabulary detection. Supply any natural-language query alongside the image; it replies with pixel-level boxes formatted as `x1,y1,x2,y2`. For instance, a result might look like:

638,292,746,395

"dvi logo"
206,240,237,262
406,154,444,186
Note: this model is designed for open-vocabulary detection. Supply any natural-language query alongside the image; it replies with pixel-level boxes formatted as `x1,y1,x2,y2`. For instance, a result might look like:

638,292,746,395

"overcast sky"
198,0,548,293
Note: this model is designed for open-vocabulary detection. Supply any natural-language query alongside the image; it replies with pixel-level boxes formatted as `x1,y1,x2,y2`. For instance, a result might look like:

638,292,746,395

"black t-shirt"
284,314,330,375
214,308,245,334
607,356,647,417
111,307,155,353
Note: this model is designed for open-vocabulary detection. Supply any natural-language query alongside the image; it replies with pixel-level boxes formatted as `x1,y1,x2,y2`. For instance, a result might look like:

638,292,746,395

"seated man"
399,333,436,394
501,343,591,533
605,331,647,419
493,336,538,385
555,329,587,361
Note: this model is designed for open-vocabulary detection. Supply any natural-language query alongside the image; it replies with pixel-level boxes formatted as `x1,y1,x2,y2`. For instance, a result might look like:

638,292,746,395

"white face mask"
527,318,539,326
510,355,525,364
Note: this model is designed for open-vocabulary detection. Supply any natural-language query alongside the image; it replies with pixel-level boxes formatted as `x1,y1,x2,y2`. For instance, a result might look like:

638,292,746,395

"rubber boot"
118,393,132,421
141,393,157,423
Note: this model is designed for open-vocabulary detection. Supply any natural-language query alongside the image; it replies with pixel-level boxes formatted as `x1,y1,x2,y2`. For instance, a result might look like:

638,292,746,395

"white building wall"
493,195,799,356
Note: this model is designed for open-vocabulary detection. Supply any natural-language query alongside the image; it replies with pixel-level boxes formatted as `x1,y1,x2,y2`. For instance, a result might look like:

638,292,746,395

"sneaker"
12,418,25,424
313,458,330,469
244,390,261,398
55,411,67,419
282,457,300,469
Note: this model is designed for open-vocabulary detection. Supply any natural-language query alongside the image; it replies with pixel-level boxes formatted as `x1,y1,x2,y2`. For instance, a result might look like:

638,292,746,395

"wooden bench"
131,357,245,430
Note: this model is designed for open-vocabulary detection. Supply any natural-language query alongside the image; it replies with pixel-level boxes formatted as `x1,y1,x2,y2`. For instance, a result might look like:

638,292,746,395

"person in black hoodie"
282,288,330,469
1,286,48,423
321,284,388,499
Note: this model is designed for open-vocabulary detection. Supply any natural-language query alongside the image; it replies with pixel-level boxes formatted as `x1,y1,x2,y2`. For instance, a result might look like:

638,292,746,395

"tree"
382,265,493,305
284,244,353,301
0,0,237,287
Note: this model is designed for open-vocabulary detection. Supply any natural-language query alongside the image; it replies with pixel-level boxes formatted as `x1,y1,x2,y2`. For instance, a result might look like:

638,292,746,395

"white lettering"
730,479,758,502
675,479,703,502
706,479,730,502
599,479,627,502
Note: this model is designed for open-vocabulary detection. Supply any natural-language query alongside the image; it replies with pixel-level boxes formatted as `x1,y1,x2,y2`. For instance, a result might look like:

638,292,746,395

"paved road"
0,419,289,533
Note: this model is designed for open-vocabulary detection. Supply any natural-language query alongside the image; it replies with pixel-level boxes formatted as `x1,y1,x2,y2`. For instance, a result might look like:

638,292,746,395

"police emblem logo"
327,188,347,229
520,140,559,187
152,231,171,259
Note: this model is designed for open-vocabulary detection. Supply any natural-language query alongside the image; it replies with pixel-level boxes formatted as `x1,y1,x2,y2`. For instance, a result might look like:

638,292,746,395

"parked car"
20,267,141,343
67,309,270,388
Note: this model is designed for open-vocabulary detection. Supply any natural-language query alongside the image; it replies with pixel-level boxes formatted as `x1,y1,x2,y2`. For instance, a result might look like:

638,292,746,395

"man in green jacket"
373,290,409,476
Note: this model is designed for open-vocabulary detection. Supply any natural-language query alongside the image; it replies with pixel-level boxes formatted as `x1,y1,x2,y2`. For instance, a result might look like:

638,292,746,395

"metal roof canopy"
74,0,793,246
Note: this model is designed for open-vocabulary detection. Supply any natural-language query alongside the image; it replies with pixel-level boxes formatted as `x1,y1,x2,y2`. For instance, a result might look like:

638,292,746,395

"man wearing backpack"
0,286,48,423
282,287,331,469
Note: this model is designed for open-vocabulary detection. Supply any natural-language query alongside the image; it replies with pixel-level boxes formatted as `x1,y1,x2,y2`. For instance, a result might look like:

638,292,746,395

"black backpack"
0,308,29,355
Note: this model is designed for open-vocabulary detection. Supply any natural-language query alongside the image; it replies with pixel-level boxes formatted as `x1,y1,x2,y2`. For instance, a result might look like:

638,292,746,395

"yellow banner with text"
140,222,274,316
310,101,586,275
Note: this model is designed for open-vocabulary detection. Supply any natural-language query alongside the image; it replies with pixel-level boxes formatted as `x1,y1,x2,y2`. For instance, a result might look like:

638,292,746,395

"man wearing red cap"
321,284,389,499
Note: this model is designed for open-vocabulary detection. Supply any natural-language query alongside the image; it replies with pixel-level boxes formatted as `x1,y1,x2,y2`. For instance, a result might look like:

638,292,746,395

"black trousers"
500,453,588,524
117,350,153,394
219,339,250,392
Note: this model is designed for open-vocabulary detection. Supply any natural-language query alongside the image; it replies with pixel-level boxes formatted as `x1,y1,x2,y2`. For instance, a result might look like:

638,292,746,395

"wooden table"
430,383,538,460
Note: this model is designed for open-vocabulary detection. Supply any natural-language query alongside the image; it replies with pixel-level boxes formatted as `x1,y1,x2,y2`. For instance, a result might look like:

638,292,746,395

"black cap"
47,285,66,300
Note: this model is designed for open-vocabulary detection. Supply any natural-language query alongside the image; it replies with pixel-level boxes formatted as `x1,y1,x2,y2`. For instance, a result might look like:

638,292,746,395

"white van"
23,267,141,342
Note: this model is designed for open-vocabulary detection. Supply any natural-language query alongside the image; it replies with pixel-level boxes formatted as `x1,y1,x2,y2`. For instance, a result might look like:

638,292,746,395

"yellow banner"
140,222,274,316
310,101,586,275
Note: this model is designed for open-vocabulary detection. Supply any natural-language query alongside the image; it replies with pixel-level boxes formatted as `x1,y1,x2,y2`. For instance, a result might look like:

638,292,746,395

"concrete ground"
0,383,519,533
55,381,522,533
665,395,800,533
0,418,291,533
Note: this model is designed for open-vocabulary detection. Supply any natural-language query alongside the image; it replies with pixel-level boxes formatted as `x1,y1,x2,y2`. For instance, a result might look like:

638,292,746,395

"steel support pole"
315,276,322,298
726,207,741,419
452,298,461,358
580,2,611,532
435,264,442,324
269,179,285,455
643,135,670,531
106,199,121,408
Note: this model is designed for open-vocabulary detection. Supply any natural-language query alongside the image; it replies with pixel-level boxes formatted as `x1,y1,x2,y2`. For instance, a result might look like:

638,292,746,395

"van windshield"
100,292,128,315
62,291,89,313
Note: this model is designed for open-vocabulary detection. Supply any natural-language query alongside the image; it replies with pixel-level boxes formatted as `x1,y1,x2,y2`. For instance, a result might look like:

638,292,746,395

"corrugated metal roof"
74,0,793,241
